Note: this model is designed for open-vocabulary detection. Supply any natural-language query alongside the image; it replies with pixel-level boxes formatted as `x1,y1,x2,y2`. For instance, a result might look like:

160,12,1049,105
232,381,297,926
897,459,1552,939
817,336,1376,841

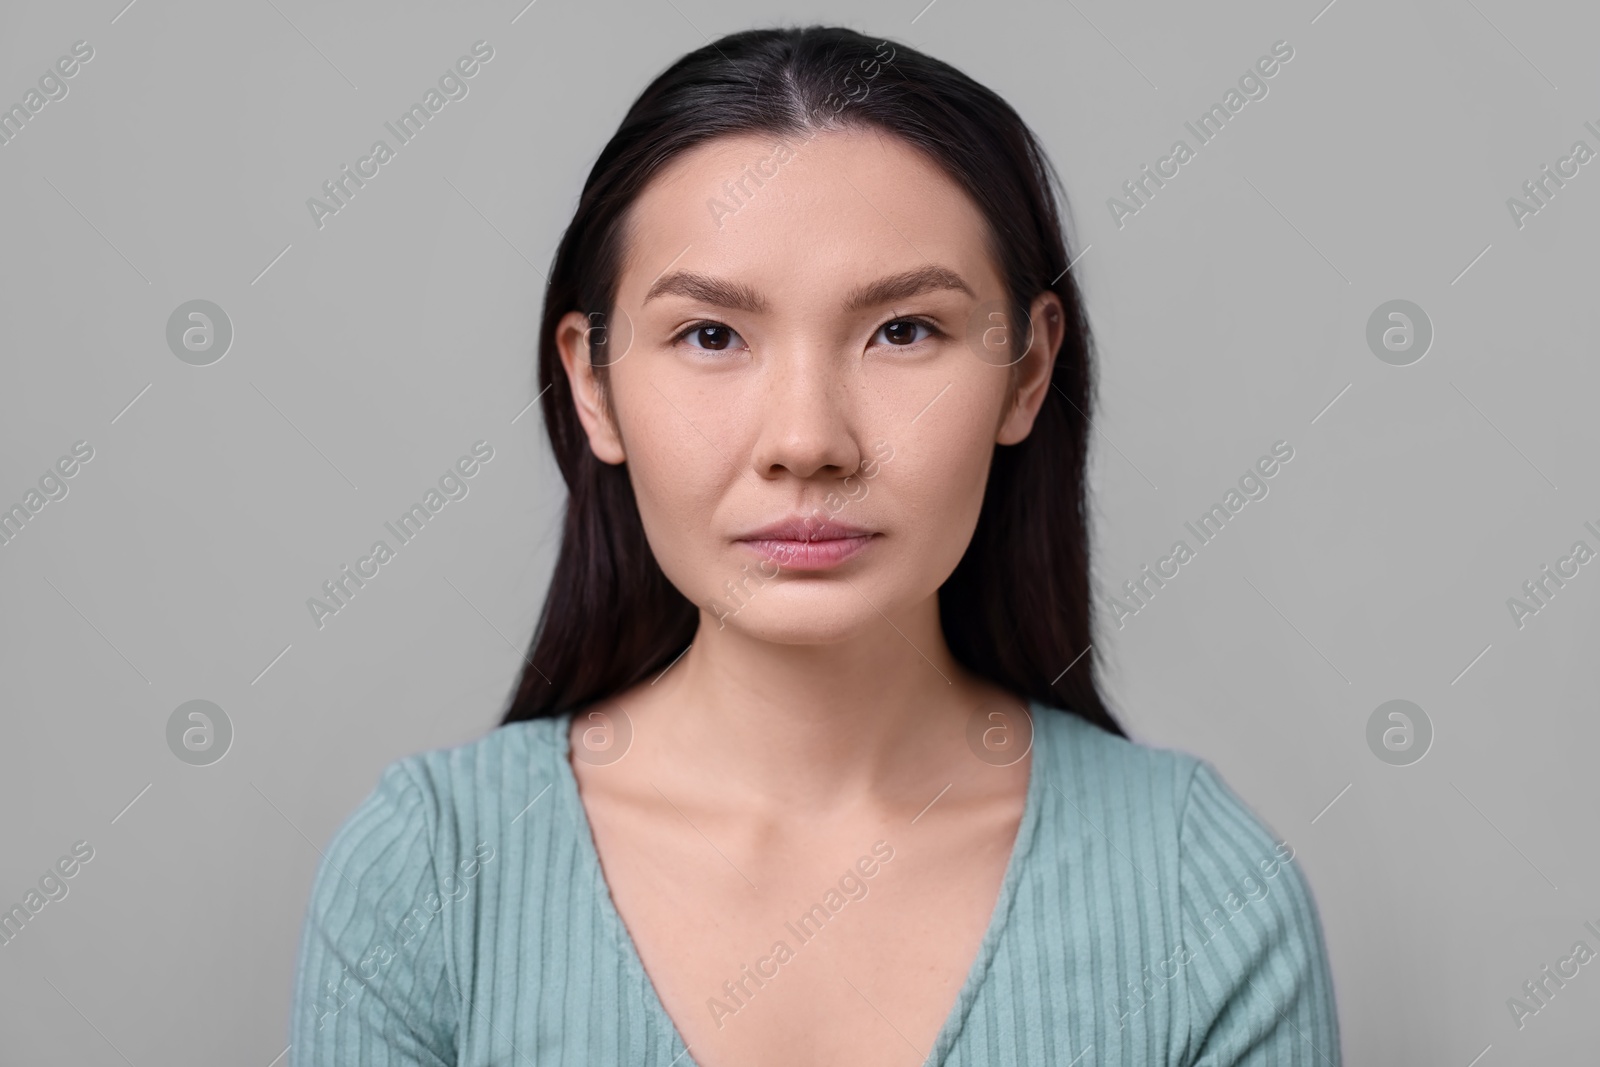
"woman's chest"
444,797,1189,1067
586,811,1022,1067
450,849,1184,1067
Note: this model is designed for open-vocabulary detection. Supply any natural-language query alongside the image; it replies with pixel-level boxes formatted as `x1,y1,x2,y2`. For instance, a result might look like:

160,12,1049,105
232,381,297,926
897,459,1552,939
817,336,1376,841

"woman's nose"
746,347,863,480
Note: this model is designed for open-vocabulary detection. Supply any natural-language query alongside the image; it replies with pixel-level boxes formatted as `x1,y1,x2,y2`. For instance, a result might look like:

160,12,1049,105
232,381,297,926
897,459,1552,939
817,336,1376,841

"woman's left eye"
873,318,938,347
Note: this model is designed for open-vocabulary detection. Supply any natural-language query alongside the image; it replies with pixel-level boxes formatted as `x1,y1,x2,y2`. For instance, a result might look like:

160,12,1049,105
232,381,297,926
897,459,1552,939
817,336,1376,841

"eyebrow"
642,264,975,314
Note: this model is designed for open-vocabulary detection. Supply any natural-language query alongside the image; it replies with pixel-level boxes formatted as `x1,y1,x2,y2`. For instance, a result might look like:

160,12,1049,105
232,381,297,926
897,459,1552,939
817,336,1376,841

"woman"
290,25,1341,1066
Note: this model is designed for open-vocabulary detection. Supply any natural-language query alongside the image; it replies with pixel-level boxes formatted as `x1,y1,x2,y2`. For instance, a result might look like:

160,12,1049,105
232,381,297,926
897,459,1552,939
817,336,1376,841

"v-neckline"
549,700,1052,1067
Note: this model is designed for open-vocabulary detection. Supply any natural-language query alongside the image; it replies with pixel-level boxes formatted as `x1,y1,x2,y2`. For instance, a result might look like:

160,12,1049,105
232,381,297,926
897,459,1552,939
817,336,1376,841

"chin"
709,592,888,645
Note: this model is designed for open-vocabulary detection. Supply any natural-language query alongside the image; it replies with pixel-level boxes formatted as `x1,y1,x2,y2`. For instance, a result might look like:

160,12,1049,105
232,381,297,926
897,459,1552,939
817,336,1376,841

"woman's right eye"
675,323,744,352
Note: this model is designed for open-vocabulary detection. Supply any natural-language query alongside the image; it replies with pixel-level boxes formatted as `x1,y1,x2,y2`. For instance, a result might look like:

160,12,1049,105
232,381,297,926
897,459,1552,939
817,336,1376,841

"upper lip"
735,514,874,542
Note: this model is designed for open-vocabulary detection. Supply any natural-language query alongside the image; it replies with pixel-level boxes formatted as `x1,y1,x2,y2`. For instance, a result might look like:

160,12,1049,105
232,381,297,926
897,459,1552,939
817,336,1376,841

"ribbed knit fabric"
289,701,1341,1065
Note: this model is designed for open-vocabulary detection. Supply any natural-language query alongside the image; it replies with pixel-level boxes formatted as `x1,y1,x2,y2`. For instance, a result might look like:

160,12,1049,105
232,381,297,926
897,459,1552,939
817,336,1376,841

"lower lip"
736,534,877,571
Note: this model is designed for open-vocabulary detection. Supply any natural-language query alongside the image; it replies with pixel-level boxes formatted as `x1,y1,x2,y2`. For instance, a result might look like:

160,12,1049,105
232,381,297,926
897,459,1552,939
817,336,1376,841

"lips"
735,515,872,543
734,514,877,571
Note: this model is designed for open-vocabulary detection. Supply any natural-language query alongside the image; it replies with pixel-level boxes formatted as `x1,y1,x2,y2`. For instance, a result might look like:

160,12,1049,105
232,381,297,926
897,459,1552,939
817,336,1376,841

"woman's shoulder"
310,716,570,891
1029,700,1298,887
1026,702,1341,1062
290,718,570,1053
391,715,568,813
1031,700,1204,822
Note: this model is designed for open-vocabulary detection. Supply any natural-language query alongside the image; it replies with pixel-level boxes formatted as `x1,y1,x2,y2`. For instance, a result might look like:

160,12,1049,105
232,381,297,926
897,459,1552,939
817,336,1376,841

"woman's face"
557,126,1063,644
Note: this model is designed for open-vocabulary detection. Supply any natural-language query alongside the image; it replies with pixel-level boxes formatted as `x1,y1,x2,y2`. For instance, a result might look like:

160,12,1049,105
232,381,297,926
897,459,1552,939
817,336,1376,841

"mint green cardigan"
290,702,1341,1064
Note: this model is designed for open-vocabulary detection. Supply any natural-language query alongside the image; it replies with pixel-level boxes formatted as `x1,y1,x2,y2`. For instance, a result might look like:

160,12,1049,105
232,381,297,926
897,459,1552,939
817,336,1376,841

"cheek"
889,400,997,570
613,373,748,586
630,467,730,602
614,365,738,487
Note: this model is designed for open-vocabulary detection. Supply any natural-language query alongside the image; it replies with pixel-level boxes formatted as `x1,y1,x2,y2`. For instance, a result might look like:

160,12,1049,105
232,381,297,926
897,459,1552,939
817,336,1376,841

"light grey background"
1,0,1595,1062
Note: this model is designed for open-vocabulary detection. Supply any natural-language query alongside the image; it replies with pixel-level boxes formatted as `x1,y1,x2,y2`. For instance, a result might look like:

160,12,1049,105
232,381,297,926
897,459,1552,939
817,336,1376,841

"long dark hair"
499,24,1124,738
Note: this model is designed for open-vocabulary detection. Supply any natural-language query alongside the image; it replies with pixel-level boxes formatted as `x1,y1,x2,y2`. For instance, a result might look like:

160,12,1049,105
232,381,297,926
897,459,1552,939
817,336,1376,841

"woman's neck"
600,599,1018,814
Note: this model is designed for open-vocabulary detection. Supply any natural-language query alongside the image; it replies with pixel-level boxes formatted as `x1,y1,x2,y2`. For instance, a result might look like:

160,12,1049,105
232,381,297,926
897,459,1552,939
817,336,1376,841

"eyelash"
670,315,946,352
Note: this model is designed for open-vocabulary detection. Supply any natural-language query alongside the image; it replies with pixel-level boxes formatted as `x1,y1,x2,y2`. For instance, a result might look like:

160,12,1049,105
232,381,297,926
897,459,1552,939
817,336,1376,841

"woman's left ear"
996,290,1065,446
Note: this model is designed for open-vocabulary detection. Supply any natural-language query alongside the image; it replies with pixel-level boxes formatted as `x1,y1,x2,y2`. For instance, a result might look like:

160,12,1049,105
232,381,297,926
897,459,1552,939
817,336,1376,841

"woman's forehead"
615,128,998,303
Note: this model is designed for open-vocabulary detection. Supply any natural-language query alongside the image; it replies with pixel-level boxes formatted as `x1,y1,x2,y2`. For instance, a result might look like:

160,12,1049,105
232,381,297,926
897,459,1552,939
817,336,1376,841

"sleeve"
1176,760,1342,1067
289,758,461,1066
